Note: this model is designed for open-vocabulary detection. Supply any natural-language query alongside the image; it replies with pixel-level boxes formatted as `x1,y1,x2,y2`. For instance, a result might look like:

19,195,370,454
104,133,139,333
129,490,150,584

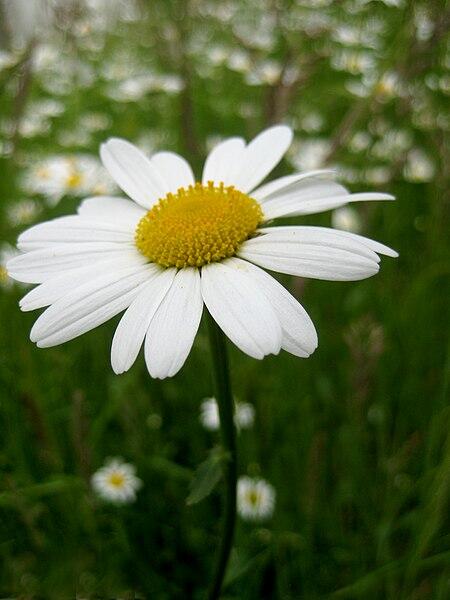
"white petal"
232,125,293,193
111,267,176,374
17,216,134,251
201,260,282,359
30,262,157,347
100,138,167,209
150,151,195,193
19,256,141,311
251,227,379,261
257,226,398,258
263,181,394,220
226,258,318,357
261,178,347,220
145,268,203,379
202,137,246,186
239,233,380,281
251,169,336,202
77,196,146,227
7,244,144,283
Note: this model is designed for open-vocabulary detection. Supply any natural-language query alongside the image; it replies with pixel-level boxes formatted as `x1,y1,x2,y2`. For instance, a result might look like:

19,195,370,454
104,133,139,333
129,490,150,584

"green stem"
206,311,237,600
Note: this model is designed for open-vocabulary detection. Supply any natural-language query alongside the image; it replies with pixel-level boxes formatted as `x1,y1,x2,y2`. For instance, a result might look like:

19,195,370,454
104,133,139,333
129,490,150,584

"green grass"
0,0,449,597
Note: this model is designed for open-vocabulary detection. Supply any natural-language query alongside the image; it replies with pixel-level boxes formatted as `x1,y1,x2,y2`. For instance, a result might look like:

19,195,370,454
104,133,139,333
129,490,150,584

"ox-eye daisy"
237,476,276,521
7,125,397,379
91,458,142,504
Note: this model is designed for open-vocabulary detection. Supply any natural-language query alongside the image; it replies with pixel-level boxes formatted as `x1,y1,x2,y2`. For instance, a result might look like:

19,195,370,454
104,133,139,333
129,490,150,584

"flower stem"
206,311,237,600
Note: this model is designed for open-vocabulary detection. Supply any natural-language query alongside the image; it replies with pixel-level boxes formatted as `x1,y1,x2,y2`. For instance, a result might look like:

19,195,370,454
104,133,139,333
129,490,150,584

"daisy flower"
91,458,142,504
237,476,275,521
23,155,116,205
200,397,255,431
7,125,397,379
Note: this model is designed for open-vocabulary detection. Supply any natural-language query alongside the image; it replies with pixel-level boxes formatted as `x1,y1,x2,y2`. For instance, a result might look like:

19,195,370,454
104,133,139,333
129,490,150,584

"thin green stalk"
206,311,237,600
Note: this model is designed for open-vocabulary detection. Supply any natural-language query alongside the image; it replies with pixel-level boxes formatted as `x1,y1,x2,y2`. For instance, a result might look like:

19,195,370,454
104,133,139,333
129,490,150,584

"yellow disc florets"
135,182,263,268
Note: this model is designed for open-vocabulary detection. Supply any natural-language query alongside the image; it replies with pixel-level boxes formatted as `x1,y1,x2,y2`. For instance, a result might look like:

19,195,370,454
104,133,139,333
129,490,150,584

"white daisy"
200,397,255,431
23,155,116,205
8,125,397,379
237,476,275,521
91,458,142,504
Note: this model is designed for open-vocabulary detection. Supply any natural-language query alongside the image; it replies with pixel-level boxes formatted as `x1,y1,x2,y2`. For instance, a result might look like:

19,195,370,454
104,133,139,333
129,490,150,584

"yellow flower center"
108,472,125,488
135,182,263,268
66,171,83,189
247,490,260,506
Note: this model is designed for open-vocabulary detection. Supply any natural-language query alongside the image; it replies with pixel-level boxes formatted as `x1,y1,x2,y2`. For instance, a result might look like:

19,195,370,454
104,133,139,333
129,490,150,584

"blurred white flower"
404,149,435,182
349,131,371,153
91,458,142,504
371,129,412,160
200,397,255,431
245,60,281,86
0,244,19,289
2,0,51,48
208,46,229,66
374,71,401,100
301,112,324,133
331,50,375,75
6,200,41,227
28,98,65,118
23,155,116,204
237,476,275,521
227,50,252,73
107,73,183,102
0,50,19,71
19,113,51,138
290,138,331,171
365,166,391,185
57,129,93,148
79,112,111,132
332,206,361,233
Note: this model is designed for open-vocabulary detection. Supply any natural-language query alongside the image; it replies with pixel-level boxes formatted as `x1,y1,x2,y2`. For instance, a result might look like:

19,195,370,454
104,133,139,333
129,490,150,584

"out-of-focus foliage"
0,0,449,598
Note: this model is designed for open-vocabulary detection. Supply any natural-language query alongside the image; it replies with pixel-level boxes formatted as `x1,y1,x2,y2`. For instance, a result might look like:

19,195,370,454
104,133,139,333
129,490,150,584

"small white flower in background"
200,398,255,431
300,112,324,133
0,50,19,71
200,397,220,430
91,458,142,504
23,155,116,205
0,244,19,289
332,206,361,234
289,138,331,171
331,50,375,75
235,402,255,429
374,71,401,100
6,200,41,227
365,166,391,185
237,476,275,521
404,148,435,183
227,50,252,73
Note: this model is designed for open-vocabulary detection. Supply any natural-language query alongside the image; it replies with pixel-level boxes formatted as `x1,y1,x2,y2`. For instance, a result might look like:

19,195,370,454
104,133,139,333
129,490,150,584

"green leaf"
186,447,228,506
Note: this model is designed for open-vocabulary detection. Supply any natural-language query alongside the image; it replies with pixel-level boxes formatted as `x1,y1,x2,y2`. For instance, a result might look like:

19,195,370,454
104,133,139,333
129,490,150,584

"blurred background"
0,0,449,598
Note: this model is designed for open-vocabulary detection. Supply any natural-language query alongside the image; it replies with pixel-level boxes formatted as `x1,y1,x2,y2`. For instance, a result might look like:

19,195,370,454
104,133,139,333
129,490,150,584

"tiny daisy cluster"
23,155,116,205
91,458,142,504
135,182,263,268
200,397,255,431
237,476,276,521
